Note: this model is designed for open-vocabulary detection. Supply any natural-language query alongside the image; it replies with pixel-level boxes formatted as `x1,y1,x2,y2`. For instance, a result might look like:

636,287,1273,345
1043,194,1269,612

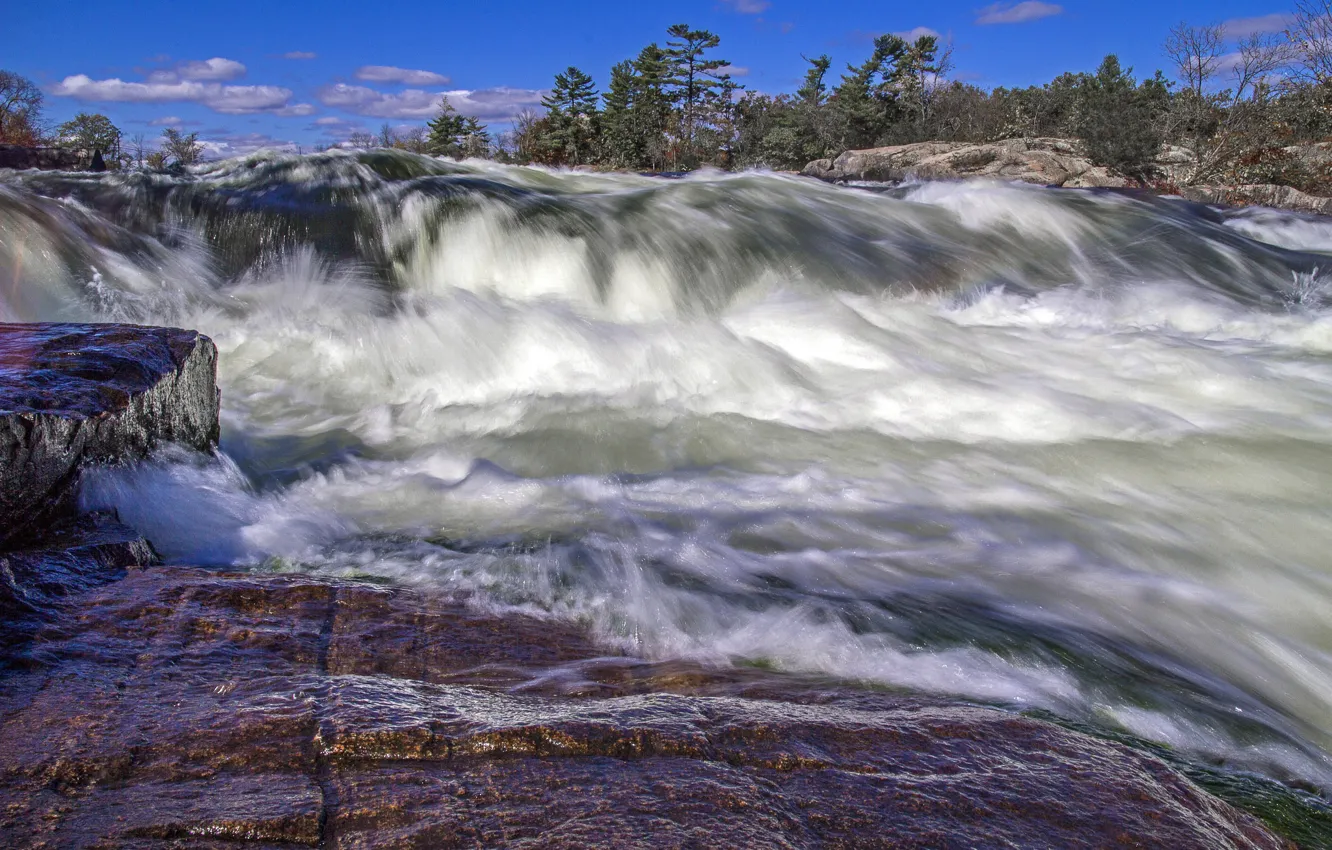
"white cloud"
149,116,183,126
1222,13,1293,39
353,65,451,86
721,0,770,12
975,1,1062,25
314,116,347,125
146,57,247,84
896,26,943,41
200,132,300,159
317,83,545,121
53,74,301,115
729,66,751,77
283,51,318,60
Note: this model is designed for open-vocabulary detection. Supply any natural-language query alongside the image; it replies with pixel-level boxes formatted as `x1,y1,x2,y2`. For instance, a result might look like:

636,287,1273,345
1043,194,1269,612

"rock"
802,138,1131,189
89,149,106,173
0,511,157,656
1181,184,1332,217
0,145,82,172
0,323,220,547
0,567,1296,848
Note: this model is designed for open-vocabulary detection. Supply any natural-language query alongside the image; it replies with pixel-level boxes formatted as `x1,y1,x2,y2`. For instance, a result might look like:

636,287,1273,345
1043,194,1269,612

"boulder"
802,138,1131,189
0,567,1300,848
0,323,219,547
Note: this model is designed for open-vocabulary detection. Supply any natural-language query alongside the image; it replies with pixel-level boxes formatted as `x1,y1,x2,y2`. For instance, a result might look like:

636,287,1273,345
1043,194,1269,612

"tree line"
6,1,1332,191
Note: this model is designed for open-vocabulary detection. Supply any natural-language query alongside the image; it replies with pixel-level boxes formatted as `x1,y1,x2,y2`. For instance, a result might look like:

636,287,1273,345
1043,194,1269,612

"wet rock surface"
0,511,157,656
0,323,219,546
0,566,1294,849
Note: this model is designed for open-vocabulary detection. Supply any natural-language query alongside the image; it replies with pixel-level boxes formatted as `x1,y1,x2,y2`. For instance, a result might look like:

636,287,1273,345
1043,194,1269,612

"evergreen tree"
831,34,908,148
541,66,599,164
1076,55,1165,179
461,116,491,158
427,97,468,157
796,55,832,106
630,44,673,170
600,60,640,167
664,24,733,161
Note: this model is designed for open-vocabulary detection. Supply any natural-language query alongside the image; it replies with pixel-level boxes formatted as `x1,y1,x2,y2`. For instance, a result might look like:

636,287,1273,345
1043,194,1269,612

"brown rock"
0,566,1292,849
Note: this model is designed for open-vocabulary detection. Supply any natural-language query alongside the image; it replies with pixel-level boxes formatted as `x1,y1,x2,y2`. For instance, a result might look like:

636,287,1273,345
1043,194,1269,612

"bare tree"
1164,22,1225,98
128,132,149,169
1166,26,1294,184
1287,0,1332,83
346,130,377,149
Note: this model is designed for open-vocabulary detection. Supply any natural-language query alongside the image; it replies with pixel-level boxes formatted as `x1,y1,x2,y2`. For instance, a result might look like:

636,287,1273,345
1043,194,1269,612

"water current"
4,150,1332,795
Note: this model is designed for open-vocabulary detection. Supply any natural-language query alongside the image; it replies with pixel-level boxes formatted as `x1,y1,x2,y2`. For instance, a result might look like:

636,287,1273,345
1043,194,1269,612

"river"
4,150,1332,794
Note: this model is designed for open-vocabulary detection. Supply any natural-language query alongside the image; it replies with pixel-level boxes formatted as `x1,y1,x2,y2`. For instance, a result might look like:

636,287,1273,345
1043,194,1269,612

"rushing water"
5,150,1332,795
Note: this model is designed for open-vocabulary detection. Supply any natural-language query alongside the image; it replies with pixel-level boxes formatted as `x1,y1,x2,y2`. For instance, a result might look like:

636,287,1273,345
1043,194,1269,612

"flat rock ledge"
802,138,1130,189
0,567,1296,849
0,323,219,547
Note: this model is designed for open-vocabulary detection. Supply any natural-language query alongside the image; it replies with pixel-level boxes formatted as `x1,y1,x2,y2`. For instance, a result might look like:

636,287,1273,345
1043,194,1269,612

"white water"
5,153,1332,791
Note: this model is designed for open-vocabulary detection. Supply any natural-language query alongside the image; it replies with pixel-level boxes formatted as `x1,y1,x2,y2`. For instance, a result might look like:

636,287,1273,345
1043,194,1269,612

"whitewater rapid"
5,151,1332,793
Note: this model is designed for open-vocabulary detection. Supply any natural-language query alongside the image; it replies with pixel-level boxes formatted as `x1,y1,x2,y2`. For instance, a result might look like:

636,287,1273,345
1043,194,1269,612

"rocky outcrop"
0,323,219,547
1181,184,1332,216
803,138,1130,188
0,567,1299,849
0,145,83,172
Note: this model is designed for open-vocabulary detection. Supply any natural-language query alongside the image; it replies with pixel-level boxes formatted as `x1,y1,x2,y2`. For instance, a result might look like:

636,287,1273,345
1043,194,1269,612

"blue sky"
9,0,1298,157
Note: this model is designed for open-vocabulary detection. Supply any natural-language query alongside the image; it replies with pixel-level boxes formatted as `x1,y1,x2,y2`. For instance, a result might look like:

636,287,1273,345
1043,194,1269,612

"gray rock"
802,138,1131,188
0,323,219,547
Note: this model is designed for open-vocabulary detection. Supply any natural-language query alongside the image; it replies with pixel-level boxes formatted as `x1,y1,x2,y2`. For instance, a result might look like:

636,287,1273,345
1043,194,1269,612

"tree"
600,60,640,167
159,127,204,167
461,117,491,158
796,55,832,106
347,130,377,149
427,97,468,156
56,113,122,165
664,25,733,160
1076,55,1165,179
0,71,44,145
831,34,908,149
541,66,599,164
1164,22,1225,99
1288,1,1332,84
128,132,149,169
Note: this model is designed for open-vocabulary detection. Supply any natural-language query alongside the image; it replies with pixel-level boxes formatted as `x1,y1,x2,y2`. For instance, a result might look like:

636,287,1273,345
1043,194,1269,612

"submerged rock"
0,567,1294,848
0,323,219,546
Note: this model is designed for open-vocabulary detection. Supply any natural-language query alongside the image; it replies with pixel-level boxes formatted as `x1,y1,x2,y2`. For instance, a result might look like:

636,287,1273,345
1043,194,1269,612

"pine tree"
600,60,640,168
832,34,908,148
541,66,599,164
796,55,832,107
427,97,468,157
664,24,733,161
631,44,672,170
461,116,491,158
